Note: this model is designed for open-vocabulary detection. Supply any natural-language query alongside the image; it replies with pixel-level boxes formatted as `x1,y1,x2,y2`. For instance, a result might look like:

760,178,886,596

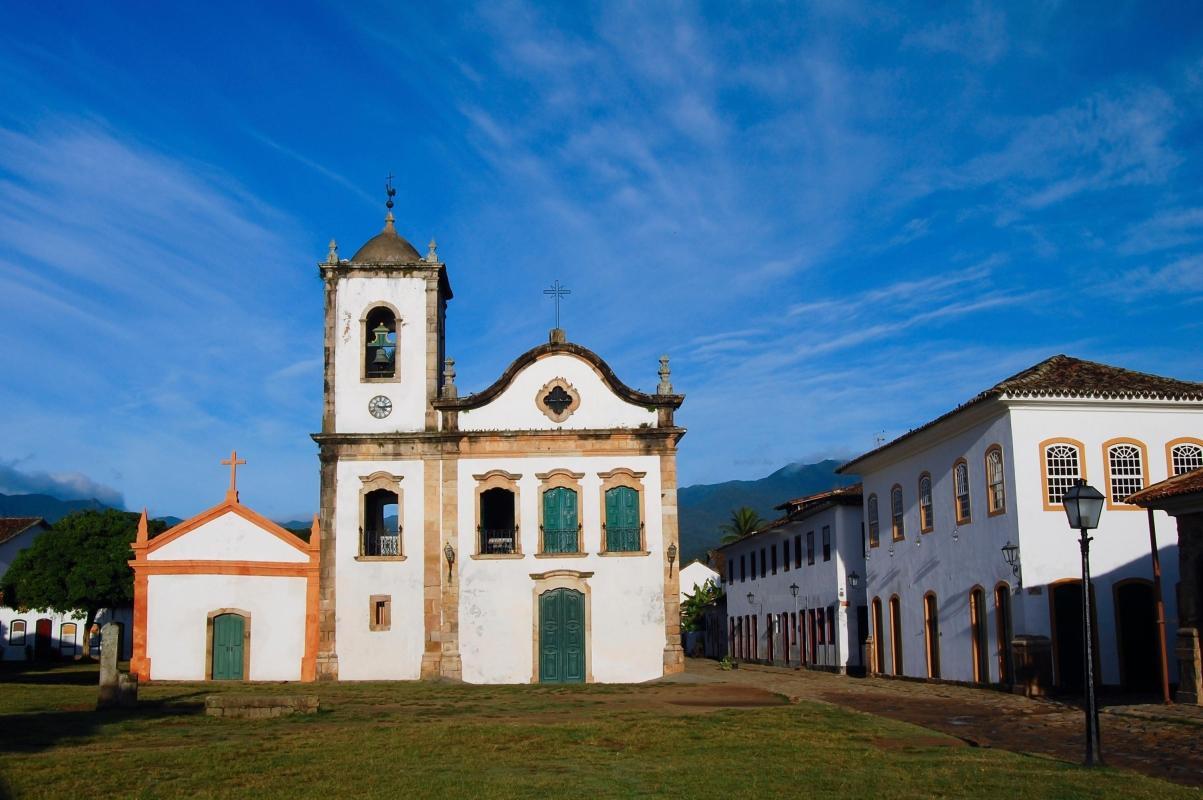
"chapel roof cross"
221,450,246,502
543,279,571,331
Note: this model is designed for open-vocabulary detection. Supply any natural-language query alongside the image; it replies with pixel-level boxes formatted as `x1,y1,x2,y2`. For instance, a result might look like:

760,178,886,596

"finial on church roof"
426,238,438,263
657,355,673,394
221,450,246,503
327,238,338,265
134,508,149,554
384,173,397,232
442,358,457,399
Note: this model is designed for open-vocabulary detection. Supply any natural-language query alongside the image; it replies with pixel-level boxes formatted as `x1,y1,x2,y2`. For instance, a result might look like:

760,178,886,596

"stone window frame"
536,469,585,557
204,608,251,681
369,594,391,631
472,469,524,559
952,458,972,525
357,471,405,561
918,472,934,533
528,569,594,683
1102,437,1149,511
535,377,581,424
360,302,402,384
985,444,1007,517
597,468,649,556
8,619,26,646
1164,437,1203,473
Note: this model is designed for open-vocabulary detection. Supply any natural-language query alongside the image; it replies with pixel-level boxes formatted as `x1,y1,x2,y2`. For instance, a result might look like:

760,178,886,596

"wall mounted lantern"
667,543,678,576
1001,541,1021,578
848,571,860,588
443,542,455,579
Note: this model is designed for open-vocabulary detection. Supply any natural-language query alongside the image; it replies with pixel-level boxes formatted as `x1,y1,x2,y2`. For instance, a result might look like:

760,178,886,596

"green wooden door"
605,486,640,551
211,614,244,680
539,588,585,683
542,487,578,553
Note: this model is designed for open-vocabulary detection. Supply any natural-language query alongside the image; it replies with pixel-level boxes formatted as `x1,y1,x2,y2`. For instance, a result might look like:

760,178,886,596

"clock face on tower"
368,395,393,419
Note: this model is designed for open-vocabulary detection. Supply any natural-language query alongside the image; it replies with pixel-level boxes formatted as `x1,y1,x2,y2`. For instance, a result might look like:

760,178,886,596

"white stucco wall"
457,353,658,432
145,573,306,680
149,511,308,562
333,458,426,680
334,275,430,433
456,454,666,684
857,399,1196,687
679,561,719,603
723,503,865,670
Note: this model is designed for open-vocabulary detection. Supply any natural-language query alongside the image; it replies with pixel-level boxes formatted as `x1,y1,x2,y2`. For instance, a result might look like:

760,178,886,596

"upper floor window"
359,471,403,559
771,544,778,575
806,532,815,565
890,485,904,540
542,486,581,553
363,306,397,380
783,538,791,572
601,469,645,553
867,495,880,548
794,534,802,568
918,473,933,533
474,470,521,555
1170,439,1203,476
822,526,831,561
759,548,767,578
985,446,1006,515
740,554,746,582
1104,439,1146,507
1042,439,1084,508
953,460,971,524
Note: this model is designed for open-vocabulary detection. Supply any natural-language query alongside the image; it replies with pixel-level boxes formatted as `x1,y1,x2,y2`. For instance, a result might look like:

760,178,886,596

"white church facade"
132,202,686,684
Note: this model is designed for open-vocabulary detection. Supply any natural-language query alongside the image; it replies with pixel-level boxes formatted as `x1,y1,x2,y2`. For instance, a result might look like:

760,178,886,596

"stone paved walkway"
671,659,1203,787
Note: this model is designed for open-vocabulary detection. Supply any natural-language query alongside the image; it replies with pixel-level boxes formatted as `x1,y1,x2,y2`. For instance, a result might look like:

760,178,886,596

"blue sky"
2,2,1202,519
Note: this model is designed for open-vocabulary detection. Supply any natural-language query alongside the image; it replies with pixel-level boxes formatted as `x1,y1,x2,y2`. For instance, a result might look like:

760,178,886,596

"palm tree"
719,506,765,544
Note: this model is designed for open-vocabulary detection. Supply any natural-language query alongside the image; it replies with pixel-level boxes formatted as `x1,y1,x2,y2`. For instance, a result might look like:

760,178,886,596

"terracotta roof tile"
0,517,49,546
775,483,863,511
840,356,1203,474
1127,468,1203,506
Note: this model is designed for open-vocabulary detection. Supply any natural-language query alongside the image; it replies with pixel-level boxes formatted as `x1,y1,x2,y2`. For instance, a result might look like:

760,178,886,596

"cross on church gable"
221,450,246,502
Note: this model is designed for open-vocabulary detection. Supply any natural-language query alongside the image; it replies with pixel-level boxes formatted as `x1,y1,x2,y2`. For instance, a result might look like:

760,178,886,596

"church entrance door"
211,614,245,680
539,588,584,683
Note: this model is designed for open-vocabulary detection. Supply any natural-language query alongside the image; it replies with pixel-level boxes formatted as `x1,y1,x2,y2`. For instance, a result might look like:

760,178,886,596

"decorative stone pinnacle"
657,355,673,394
442,358,457,398
327,238,338,265
549,327,567,344
426,238,438,263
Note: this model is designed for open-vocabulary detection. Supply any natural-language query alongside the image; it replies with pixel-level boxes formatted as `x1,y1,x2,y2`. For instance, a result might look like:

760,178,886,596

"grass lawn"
0,663,1195,799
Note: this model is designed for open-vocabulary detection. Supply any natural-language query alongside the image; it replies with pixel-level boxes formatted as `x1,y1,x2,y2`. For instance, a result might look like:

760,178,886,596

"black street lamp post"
1062,478,1106,767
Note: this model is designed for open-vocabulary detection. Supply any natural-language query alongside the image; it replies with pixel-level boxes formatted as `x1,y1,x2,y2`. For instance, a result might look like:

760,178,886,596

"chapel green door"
211,613,244,680
542,487,578,553
539,588,585,684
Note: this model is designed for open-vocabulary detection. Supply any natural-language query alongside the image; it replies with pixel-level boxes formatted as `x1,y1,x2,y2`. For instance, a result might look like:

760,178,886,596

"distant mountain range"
0,492,108,523
3,458,858,565
677,459,859,564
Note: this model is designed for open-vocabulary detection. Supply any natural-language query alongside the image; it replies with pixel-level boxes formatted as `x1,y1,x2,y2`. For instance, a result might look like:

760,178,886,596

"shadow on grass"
0,695,208,755
0,662,100,686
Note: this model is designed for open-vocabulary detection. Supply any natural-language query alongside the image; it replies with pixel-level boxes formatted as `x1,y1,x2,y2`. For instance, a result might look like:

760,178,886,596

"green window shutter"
605,486,640,552
543,487,578,553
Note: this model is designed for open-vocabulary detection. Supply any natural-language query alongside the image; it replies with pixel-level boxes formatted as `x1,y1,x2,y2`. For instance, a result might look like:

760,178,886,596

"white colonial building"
838,355,1203,694
679,559,720,604
720,486,866,672
132,202,686,684
1,517,132,662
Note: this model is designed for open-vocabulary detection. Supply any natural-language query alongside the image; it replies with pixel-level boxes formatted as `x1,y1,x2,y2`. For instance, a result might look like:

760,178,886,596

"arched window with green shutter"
605,485,641,552
542,486,579,553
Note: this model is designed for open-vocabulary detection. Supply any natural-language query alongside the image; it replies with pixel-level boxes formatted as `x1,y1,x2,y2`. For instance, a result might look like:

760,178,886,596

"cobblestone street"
674,659,1203,787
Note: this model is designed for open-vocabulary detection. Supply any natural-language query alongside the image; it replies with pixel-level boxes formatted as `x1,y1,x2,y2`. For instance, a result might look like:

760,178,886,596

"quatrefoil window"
535,378,580,423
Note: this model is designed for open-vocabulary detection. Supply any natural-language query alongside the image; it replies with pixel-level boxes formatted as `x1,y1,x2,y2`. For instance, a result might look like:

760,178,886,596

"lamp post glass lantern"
1062,478,1104,767
848,571,860,588
1001,541,1020,577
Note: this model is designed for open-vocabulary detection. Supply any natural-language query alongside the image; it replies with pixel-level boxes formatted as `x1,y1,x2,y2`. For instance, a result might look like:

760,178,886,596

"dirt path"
674,659,1203,787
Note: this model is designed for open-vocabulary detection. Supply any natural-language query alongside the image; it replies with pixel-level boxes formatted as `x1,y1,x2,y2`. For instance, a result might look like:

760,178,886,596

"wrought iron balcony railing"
363,528,400,557
479,527,517,555
542,525,581,554
604,522,642,552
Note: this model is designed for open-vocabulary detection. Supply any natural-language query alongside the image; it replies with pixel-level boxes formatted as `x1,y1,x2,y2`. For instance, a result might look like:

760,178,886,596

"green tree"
681,578,723,633
719,506,766,544
1,509,166,657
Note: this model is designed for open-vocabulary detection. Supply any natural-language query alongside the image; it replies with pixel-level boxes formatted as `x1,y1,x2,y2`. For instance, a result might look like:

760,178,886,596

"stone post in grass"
97,621,138,709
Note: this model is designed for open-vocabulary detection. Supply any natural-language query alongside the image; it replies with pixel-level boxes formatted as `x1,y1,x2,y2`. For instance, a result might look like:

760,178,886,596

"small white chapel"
130,193,687,684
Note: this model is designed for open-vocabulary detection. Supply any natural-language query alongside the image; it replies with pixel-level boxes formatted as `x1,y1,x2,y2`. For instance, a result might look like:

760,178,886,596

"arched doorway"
1049,580,1098,692
969,586,989,683
207,610,250,681
539,587,585,683
923,592,940,679
871,598,885,674
1114,580,1158,692
889,595,903,675
994,583,1012,686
